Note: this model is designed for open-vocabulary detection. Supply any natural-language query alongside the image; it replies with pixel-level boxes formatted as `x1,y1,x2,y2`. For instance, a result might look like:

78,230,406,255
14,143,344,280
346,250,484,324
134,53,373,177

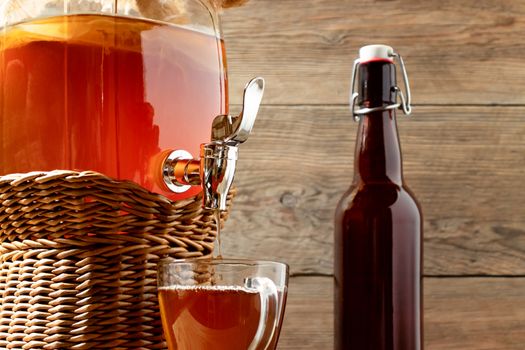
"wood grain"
222,0,525,105
221,106,525,276
218,2,525,348
279,276,525,350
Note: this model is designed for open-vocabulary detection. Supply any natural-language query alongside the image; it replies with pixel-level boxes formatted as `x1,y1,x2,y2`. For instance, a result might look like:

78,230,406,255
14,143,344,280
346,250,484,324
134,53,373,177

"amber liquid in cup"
159,286,261,350
0,14,227,200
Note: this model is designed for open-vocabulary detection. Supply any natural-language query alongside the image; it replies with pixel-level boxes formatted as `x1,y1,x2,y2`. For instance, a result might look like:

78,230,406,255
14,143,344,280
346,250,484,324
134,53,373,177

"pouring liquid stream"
214,210,223,259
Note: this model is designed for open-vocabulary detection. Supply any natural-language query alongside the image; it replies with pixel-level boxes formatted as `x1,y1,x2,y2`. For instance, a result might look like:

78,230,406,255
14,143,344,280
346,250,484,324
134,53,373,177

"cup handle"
245,277,279,350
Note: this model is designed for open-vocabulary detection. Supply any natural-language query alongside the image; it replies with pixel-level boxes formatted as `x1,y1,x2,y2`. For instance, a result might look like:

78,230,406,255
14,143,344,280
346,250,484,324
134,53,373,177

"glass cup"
158,259,289,350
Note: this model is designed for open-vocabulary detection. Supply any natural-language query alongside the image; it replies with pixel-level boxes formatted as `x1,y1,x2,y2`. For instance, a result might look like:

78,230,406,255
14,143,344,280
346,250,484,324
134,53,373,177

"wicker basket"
0,170,233,349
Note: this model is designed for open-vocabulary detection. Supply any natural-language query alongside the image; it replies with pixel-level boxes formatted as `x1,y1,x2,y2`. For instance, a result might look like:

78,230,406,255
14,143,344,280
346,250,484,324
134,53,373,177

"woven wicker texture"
0,170,233,349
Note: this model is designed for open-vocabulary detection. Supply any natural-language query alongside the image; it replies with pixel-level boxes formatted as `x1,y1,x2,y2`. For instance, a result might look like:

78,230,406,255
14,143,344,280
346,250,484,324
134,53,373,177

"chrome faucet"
162,77,265,211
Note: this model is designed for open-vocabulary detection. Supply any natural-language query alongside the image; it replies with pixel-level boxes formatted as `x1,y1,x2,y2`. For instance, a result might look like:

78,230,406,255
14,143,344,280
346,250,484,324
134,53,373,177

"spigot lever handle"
212,77,265,145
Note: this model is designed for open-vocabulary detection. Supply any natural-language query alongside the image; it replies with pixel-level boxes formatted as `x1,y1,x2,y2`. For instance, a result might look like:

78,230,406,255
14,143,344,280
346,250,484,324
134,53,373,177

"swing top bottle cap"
359,44,394,64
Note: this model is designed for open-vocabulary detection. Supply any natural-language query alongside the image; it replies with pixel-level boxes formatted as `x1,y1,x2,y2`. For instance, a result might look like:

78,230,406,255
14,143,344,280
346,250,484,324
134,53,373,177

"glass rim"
158,257,289,269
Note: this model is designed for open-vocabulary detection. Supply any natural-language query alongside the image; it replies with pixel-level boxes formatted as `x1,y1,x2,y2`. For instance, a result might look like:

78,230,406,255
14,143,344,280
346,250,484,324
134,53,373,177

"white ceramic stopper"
359,44,394,63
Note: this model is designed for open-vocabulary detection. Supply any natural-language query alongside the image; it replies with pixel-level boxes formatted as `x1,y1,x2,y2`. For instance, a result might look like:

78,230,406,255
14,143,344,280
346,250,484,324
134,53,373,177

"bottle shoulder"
336,181,422,217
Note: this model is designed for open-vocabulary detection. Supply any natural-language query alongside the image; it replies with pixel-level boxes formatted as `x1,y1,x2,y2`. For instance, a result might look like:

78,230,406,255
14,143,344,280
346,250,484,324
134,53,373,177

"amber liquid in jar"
0,14,228,200
334,60,423,349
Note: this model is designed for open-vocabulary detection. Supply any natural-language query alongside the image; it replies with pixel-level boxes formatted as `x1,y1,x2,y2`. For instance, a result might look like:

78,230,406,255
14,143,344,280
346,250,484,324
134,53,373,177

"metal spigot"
162,77,265,211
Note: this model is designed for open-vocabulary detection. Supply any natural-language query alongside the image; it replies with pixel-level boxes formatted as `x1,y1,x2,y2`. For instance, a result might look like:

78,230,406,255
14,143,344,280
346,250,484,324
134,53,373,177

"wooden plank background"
221,0,525,349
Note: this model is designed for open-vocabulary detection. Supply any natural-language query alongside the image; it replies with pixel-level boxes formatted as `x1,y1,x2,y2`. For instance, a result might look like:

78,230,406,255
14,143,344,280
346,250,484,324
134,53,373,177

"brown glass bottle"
334,49,423,350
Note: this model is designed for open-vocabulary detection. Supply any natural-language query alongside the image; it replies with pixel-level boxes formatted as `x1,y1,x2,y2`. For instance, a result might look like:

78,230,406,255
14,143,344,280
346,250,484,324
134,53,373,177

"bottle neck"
354,60,403,185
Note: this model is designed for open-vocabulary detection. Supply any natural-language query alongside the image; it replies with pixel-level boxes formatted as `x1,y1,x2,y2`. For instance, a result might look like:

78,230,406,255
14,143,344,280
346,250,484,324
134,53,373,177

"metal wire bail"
391,52,413,116
350,50,413,122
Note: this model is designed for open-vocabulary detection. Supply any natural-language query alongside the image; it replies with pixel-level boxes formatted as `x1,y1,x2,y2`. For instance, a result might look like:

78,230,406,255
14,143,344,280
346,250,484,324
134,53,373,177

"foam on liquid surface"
158,285,259,293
